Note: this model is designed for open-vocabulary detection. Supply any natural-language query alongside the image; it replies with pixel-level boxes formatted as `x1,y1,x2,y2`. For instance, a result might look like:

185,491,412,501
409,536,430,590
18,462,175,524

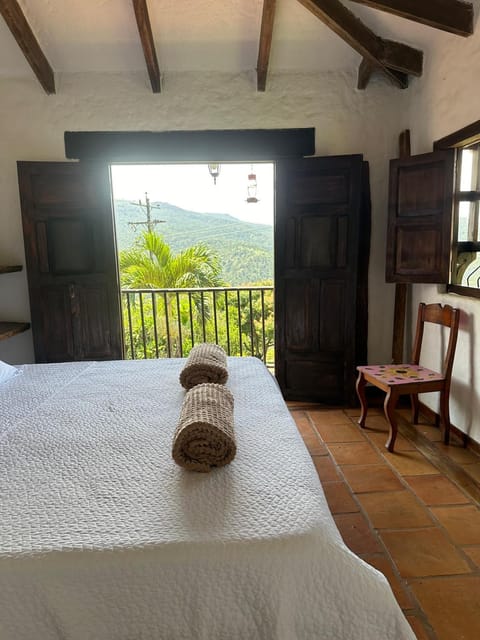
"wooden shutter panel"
386,149,455,283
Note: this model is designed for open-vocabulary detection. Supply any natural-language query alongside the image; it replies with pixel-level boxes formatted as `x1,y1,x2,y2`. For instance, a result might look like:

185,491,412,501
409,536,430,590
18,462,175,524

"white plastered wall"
0,70,409,380
406,17,480,444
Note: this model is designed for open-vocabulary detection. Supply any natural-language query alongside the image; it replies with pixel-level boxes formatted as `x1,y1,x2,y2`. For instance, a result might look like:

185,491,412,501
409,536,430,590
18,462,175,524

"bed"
0,356,415,640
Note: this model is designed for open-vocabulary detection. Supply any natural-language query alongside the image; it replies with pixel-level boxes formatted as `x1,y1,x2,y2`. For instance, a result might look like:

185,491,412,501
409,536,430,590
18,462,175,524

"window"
432,119,480,298
451,143,480,293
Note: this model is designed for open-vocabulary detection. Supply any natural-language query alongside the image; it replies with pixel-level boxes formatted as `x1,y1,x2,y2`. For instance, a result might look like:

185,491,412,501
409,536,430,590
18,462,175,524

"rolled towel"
172,383,236,472
179,343,228,390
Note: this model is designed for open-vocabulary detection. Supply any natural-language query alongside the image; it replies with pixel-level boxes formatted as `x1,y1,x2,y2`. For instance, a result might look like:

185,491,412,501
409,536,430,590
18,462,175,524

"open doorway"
110,163,275,368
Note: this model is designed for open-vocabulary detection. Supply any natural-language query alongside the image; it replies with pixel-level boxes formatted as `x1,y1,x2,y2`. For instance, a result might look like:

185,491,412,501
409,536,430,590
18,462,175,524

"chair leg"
384,388,400,453
356,372,368,429
440,389,451,445
411,393,420,424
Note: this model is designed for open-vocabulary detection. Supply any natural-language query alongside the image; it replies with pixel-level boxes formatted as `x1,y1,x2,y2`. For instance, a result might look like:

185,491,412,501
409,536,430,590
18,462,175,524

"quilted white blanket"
0,357,415,640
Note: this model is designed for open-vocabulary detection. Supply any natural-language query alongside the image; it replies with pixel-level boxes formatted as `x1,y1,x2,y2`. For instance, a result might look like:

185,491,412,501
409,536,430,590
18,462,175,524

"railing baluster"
224,290,231,355
125,291,135,359
213,290,218,345
249,289,255,356
163,291,171,358
176,291,183,357
152,291,159,358
237,289,243,357
261,288,266,363
201,292,206,342
188,292,194,349
139,292,147,359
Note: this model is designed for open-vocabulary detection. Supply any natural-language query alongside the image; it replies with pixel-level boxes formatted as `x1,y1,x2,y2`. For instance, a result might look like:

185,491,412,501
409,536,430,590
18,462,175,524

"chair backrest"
411,303,460,379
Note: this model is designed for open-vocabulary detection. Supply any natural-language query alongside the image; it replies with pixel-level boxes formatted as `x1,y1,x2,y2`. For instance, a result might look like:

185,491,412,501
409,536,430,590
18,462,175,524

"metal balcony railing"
121,286,275,367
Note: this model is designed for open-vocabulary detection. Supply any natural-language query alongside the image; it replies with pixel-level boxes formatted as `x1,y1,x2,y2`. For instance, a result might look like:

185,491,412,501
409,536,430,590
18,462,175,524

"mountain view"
113,200,274,286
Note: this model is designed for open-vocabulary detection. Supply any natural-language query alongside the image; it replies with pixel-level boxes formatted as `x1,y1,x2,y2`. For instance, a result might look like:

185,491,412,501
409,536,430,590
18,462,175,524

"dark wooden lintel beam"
257,0,277,91
132,0,161,93
0,0,55,94
349,0,474,37
296,0,423,88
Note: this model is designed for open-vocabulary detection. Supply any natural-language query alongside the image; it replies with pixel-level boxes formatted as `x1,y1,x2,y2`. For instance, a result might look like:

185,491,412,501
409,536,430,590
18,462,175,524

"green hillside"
113,200,273,286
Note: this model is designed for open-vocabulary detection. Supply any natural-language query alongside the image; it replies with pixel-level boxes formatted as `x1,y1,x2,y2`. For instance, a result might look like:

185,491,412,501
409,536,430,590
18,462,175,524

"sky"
110,163,274,226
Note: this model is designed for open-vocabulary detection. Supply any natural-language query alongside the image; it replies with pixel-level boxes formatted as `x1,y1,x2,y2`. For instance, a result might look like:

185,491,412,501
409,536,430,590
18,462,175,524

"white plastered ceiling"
0,0,466,81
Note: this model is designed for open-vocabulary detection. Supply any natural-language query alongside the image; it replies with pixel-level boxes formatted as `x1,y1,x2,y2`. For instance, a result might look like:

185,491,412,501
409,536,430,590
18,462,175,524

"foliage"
119,230,275,365
114,199,274,286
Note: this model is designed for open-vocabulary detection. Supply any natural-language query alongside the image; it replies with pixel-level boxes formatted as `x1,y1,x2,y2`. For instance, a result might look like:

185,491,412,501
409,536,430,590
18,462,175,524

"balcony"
121,286,274,367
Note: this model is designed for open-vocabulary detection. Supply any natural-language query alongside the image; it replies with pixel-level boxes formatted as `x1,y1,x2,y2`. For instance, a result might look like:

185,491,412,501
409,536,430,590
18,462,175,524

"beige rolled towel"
172,383,236,472
179,343,228,390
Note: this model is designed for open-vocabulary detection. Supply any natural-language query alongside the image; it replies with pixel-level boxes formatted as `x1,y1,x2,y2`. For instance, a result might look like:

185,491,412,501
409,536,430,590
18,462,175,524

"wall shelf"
0,321,30,341
0,265,30,341
0,265,22,274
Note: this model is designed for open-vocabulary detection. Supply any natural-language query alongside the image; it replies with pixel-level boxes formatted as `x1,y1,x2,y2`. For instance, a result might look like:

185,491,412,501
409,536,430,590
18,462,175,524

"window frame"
434,120,480,299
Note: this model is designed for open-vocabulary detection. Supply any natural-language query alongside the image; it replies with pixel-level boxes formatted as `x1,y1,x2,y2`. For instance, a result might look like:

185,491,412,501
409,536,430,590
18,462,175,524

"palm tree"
119,231,224,356
119,230,223,289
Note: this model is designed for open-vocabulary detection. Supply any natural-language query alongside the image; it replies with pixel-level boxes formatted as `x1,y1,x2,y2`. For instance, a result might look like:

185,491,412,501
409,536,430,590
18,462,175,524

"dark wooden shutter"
386,149,455,283
17,161,123,362
275,155,370,405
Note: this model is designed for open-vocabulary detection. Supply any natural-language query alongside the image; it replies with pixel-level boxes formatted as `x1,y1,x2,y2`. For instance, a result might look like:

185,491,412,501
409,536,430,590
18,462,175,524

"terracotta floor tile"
357,491,433,529
463,546,480,568
291,410,315,436
380,528,471,577
312,455,341,482
430,505,480,545
406,615,431,640
340,464,404,493
411,576,480,640
437,442,480,465
312,421,366,443
307,409,353,426
367,430,416,452
322,481,359,514
385,450,439,476
361,414,390,430
333,512,382,555
327,441,384,465
361,553,413,610
404,474,470,506
302,431,328,456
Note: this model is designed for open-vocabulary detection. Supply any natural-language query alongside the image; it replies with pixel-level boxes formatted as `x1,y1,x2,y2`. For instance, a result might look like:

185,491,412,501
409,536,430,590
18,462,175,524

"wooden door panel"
387,149,455,283
284,279,320,352
46,217,95,275
319,280,345,352
285,359,344,402
18,161,123,362
76,282,118,360
35,286,75,362
275,155,369,404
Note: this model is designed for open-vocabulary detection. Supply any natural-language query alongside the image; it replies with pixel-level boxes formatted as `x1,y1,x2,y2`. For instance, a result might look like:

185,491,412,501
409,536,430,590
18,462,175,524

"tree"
119,231,224,357
119,230,223,289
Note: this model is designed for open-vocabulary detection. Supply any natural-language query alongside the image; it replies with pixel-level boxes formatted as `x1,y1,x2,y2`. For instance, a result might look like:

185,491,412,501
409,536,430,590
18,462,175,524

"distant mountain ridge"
114,200,273,286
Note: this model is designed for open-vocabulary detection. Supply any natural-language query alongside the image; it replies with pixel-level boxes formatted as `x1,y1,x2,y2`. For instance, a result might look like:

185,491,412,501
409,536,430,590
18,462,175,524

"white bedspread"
0,357,415,640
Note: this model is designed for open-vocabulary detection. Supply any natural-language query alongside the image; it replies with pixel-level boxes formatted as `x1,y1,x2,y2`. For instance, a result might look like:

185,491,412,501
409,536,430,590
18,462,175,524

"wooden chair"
356,303,460,452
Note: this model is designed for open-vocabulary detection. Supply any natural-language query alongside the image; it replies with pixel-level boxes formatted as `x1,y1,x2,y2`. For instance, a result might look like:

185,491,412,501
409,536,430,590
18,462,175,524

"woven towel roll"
172,383,236,472
179,343,228,390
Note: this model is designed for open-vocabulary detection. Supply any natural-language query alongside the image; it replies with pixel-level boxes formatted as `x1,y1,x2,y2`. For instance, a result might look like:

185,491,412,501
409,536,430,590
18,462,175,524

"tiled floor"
289,404,480,640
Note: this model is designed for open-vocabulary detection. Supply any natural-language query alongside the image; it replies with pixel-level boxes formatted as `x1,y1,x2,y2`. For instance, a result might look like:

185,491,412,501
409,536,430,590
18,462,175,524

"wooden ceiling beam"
349,1,474,37
257,0,277,91
132,0,161,93
357,58,409,89
0,0,55,94
296,0,423,88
